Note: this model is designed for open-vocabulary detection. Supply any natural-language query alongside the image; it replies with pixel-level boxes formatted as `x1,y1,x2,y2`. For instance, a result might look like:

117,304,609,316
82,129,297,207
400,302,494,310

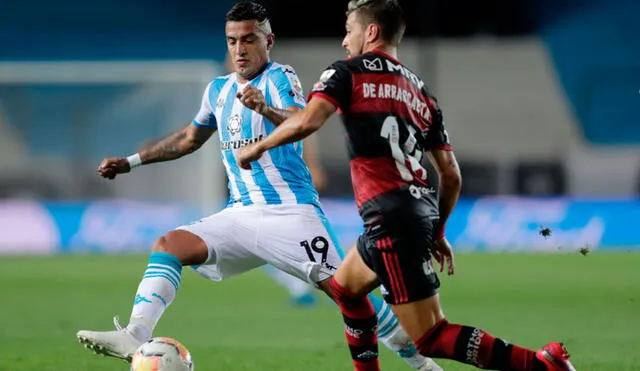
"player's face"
342,11,365,58
226,20,273,81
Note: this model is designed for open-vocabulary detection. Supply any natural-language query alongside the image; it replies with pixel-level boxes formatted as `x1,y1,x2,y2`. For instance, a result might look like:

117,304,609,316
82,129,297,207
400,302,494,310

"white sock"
371,296,429,369
126,252,182,341
379,325,429,369
263,265,313,298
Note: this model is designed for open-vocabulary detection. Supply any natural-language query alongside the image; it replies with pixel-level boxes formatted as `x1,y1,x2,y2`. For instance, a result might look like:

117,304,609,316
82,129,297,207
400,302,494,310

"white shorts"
176,203,343,285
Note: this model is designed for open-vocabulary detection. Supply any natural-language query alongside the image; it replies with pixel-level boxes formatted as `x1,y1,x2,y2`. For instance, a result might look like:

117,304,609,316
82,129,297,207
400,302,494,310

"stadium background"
1,0,639,370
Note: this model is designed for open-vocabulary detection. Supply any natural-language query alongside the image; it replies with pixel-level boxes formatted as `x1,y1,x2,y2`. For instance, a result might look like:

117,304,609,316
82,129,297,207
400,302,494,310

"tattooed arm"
97,124,215,180
139,124,215,165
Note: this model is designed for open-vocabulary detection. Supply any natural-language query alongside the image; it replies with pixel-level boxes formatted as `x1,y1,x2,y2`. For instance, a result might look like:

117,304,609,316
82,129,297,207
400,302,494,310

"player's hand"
237,85,267,115
97,157,131,180
430,237,455,276
237,143,265,170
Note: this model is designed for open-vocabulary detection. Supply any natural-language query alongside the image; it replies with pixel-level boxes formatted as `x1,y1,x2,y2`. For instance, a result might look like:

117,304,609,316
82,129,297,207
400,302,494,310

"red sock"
329,278,380,371
415,319,549,370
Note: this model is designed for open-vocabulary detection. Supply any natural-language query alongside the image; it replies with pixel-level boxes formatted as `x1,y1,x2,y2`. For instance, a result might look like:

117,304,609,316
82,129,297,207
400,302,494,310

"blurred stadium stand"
0,0,638,201
0,0,638,252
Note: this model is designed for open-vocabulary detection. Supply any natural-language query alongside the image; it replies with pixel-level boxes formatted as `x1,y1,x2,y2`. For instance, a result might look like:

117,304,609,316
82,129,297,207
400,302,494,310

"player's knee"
328,277,365,304
152,235,172,254
151,230,209,266
327,277,376,319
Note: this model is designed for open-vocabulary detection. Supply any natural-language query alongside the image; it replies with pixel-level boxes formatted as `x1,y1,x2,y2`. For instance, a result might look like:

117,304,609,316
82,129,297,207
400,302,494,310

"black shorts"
357,217,440,305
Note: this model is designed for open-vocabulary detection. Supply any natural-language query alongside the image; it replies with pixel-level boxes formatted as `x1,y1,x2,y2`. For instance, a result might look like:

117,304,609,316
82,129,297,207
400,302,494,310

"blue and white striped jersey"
192,61,318,207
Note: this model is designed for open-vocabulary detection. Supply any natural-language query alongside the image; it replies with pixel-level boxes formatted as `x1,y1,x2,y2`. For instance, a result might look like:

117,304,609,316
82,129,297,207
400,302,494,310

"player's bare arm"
236,85,299,125
97,124,215,180
429,148,462,229
139,123,215,164
236,97,335,169
428,148,461,275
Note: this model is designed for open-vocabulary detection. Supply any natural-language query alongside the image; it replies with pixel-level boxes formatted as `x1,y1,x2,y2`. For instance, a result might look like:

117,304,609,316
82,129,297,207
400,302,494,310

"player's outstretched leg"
327,244,443,370
321,283,442,370
369,294,443,371
76,230,207,361
393,295,576,371
415,319,575,370
262,265,317,307
325,277,381,371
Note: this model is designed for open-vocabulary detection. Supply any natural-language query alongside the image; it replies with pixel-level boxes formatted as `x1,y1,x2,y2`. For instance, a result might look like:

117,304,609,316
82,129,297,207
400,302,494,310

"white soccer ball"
130,337,194,371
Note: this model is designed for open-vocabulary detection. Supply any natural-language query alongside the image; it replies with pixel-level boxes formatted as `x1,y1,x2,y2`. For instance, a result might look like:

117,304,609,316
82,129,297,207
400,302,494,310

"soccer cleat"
76,316,144,362
536,342,576,371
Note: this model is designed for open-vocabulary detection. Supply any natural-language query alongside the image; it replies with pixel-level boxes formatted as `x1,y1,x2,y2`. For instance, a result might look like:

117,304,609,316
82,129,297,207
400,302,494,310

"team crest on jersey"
227,114,242,137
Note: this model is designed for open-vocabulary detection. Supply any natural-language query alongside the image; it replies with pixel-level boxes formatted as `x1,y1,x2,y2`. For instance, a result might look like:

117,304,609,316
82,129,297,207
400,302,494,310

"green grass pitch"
1,252,638,370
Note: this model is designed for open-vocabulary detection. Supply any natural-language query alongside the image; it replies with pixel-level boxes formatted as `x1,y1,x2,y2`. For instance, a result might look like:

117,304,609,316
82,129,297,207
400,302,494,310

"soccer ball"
130,337,194,371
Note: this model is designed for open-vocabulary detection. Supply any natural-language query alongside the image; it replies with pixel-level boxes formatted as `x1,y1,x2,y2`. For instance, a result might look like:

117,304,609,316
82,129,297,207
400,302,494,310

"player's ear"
365,23,379,44
266,33,275,51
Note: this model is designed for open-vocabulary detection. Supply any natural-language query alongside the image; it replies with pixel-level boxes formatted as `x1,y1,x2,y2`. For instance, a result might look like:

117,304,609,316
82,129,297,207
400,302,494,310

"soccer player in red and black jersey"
238,1,577,370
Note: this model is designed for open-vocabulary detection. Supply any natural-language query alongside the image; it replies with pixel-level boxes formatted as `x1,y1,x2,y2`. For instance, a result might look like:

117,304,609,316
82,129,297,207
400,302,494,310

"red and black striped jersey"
308,50,452,224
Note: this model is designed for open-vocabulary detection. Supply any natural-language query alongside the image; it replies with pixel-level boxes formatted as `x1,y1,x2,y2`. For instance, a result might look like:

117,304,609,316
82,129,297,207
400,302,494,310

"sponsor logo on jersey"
386,60,425,90
409,185,436,199
220,135,265,150
363,58,383,71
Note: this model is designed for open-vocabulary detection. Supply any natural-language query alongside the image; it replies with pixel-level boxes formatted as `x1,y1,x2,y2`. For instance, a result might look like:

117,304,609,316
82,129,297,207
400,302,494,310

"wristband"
126,153,142,169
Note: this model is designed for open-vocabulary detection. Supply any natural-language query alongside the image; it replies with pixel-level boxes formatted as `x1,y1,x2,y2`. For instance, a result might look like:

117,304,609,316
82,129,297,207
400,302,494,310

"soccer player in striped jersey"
76,2,441,370
227,51,322,308
238,1,576,371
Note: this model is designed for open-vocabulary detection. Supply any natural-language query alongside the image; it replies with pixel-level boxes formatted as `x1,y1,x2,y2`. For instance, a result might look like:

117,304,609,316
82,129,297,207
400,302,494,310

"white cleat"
418,357,444,371
76,316,143,362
